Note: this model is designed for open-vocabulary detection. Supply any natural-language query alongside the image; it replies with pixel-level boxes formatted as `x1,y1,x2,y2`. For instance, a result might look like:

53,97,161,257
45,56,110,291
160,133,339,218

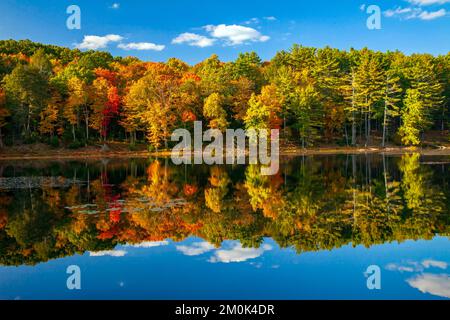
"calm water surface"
0,154,449,299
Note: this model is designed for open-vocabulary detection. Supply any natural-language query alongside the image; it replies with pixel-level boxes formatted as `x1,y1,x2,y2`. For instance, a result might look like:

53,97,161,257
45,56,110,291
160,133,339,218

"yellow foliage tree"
123,64,180,148
39,89,63,137
90,77,109,139
65,77,90,141
203,92,228,130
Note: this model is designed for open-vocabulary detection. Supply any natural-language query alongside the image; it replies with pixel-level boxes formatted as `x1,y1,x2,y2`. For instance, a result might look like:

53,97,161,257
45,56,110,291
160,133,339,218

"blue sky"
0,0,450,64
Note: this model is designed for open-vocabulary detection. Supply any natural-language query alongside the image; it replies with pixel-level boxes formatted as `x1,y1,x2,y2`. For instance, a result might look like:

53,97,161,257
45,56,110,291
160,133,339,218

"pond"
0,154,449,299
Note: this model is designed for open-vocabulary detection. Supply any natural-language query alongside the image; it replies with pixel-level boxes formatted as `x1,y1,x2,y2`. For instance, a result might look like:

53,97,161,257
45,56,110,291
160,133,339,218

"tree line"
0,39,449,149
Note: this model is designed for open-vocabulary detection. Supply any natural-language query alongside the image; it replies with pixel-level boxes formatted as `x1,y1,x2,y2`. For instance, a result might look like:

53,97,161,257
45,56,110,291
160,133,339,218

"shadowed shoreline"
2,145,450,161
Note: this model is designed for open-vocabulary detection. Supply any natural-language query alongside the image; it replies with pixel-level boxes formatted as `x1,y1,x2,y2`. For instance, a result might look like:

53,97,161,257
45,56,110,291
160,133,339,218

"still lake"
0,154,449,300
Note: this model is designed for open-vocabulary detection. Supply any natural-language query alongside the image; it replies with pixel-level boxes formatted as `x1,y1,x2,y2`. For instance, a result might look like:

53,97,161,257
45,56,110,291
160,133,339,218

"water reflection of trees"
0,154,449,266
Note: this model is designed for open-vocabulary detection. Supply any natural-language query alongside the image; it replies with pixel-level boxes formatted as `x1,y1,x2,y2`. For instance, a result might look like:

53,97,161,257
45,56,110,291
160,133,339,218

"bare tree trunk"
84,112,89,143
352,115,356,146
164,129,168,149
344,125,349,146
382,101,387,148
26,106,31,137
364,113,368,147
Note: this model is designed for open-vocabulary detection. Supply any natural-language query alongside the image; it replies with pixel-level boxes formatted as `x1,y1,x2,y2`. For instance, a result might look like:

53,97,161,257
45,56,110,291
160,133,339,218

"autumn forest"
0,39,449,151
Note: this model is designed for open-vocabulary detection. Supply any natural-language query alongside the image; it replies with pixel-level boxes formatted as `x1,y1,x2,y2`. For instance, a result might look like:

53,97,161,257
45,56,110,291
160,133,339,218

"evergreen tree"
2,63,49,138
407,55,444,132
313,47,345,141
353,50,384,146
381,69,402,147
399,89,429,146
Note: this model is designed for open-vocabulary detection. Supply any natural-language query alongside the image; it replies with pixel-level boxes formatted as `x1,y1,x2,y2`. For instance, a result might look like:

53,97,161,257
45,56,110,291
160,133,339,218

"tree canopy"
0,39,449,148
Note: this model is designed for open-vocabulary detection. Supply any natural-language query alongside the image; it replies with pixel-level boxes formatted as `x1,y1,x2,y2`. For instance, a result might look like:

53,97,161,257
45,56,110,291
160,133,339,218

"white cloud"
407,273,450,298
125,241,169,248
384,5,447,20
209,243,272,263
174,22,270,48
245,16,278,24
387,259,450,298
76,34,123,50
118,42,165,51
89,250,127,257
418,8,447,19
384,7,414,17
204,24,270,45
386,259,448,273
244,17,260,25
249,262,262,268
172,33,216,47
110,3,120,9
408,0,450,6
386,263,416,272
176,242,215,256
422,259,448,269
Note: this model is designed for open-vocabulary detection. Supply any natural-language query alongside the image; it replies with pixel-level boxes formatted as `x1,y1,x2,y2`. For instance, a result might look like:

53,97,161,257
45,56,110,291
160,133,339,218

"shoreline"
2,145,450,161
